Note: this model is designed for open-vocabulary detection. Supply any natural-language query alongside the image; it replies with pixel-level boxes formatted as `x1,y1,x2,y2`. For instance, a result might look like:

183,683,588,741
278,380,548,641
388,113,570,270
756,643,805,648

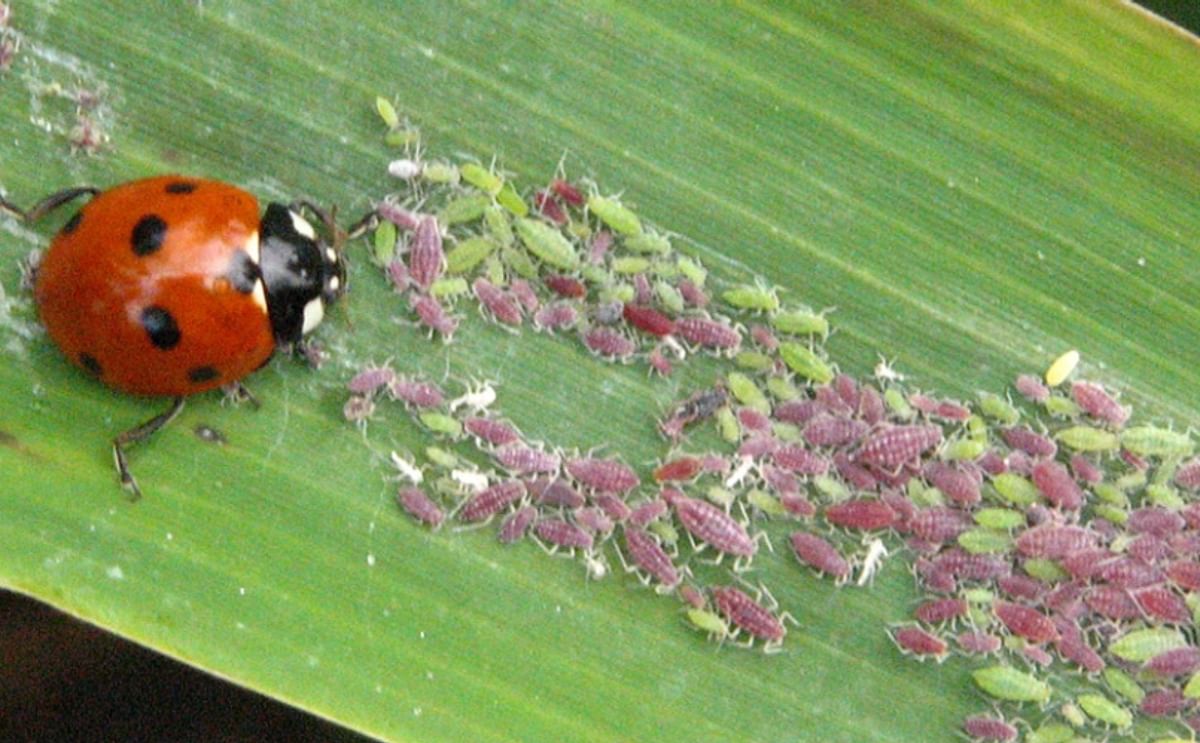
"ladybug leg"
0,186,99,223
220,381,261,410
343,209,379,240
112,396,185,501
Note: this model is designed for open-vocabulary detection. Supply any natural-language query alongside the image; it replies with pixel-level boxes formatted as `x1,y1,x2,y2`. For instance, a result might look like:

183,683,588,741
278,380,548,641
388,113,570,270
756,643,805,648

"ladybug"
1,175,362,499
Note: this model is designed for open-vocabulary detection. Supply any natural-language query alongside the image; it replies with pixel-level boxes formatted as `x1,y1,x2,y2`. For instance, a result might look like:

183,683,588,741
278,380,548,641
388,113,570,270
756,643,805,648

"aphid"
534,518,594,551
375,96,401,129
1121,425,1194,458
533,190,568,225
573,506,615,535
1167,560,1200,591
1134,585,1191,623
1071,380,1129,428
770,308,830,338
1103,668,1146,705
532,301,579,332
1139,688,1190,717
514,217,580,270
1013,373,1049,402
1044,349,1079,387
914,597,967,625
377,200,422,232
498,505,537,544
923,461,982,505
582,326,637,359
971,665,1050,703
776,342,834,384
622,527,681,589
388,451,424,485
861,427,944,474
957,631,1002,655
721,283,779,313
668,494,756,558
528,478,585,509
712,585,788,648
658,386,728,439
891,625,949,660
789,532,850,580
621,303,675,337
802,414,869,448
490,440,562,472
675,278,708,309
388,158,423,180
1084,585,1141,620
1128,506,1186,537
1144,647,1200,677
447,381,498,415
587,229,613,264
674,315,742,350
1175,457,1200,490
771,446,830,476
824,498,897,531
507,278,539,313
565,456,639,493
1055,425,1118,452
587,194,642,236
450,468,490,493
543,274,586,299
1015,524,1096,559
593,493,632,523
458,162,503,196
728,371,770,414
931,549,1011,581
1109,627,1188,663
957,528,1012,555
654,456,703,483
388,378,445,408
999,426,1056,458
686,608,730,641
348,365,397,396
471,278,523,326
1052,618,1104,674
343,395,376,426
397,486,444,528
993,601,1057,644
1030,460,1082,510
910,507,971,544
418,411,463,438
961,715,1017,743
1076,694,1132,729
409,292,459,337
458,480,525,523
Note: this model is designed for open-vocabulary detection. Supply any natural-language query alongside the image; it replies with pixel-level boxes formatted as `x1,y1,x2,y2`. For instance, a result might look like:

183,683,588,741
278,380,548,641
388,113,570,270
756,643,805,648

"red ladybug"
2,175,356,498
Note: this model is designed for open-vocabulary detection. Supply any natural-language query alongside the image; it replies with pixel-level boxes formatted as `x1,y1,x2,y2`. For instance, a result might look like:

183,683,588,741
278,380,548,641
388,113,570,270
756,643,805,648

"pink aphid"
544,274,587,299
803,414,869,448
739,435,780,459
1141,689,1192,717
343,395,376,424
1031,460,1083,510
472,278,524,325
566,457,639,494
961,715,1017,743
759,464,798,495
1043,582,1085,616
550,178,585,207
1069,454,1103,485
347,365,396,395
498,505,537,544
923,461,983,505
910,508,972,544
1071,380,1129,428
833,374,859,408
790,532,850,580
409,292,460,337
623,527,680,588
1084,585,1141,620
376,201,421,231
1015,524,1097,559
908,393,938,416
891,626,948,660
464,416,521,447
588,229,613,264
653,456,703,483
749,324,779,351
1000,427,1057,459
1060,548,1114,580
493,444,561,474
1129,534,1170,564
386,258,410,292
628,498,668,528
931,549,1011,581
647,346,673,376
669,495,756,557
993,601,1057,644
1099,557,1163,588
772,399,823,425
815,385,854,416
855,424,942,470
1128,507,1186,538
834,452,879,490
674,315,741,350
1014,373,1050,403
737,407,772,433
534,518,594,550
1134,585,1191,624
712,586,786,643
533,190,568,225
509,279,540,313
677,278,709,308
388,378,445,408
1172,531,1200,556
593,493,632,523
583,326,637,359
976,450,1007,476
1121,448,1149,471
1176,457,1200,490
1145,647,1200,677
781,495,816,519
858,385,886,425
459,480,526,523
397,486,444,528
1184,503,1200,530
824,498,897,532
678,585,706,610
632,272,653,306
533,301,579,332
528,478,585,509
409,215,444,290
1052,618,1104,674
998,574,1045,602
932,400,971,422
957,631,1002,656
914,597,967,625
771,446,830,476
573,506,614,535
881,492,917,529
591,299,621,325
1167,560,1200,591
1021,645,1054,667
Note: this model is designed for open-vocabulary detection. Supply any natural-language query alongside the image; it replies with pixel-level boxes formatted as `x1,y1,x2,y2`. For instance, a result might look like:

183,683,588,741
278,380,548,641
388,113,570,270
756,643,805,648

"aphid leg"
0,185,99,223
221,380,261,409
111,396,185,501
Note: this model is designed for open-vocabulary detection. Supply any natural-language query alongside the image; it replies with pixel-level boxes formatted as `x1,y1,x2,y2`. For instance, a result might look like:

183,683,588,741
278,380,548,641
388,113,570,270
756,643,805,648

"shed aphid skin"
856,538,889,586
1044,349,1080,387
389,450,424,485
448,378,498,414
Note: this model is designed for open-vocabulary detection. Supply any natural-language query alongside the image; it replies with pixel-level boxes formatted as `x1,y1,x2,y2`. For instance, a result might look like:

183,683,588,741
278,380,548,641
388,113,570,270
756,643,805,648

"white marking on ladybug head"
328,275,340,293
289,210,316,240
243,232,268,313
301,296,325,334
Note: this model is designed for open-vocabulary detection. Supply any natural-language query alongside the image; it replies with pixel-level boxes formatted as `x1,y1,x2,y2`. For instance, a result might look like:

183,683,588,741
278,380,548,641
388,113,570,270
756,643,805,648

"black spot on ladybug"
61,211,82,235
79,352,103,377
226,250,261,294
140,305,181,350
165,181,197,194
187,365,219,383
131,215,167,256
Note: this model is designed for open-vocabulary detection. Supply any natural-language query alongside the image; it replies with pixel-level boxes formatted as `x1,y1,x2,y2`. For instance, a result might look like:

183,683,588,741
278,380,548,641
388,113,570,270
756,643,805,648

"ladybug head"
258,202,347,347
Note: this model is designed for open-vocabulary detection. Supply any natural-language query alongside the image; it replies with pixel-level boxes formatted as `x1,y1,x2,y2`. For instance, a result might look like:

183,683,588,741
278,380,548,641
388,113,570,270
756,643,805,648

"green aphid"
734,351,775,372
500,246,540,280
705,486,735,508
966,415,989,444
424,446,459,469
771,422,802,443
1076,694,1131,729
1093,504,1128,525
482,205,514,249
647,519,678,546
766,375,801,401
649,260,679,278
587,194,642,236
515,217,580,271
727,372,771,415
1043,395,1081,418
459,162,503,196
779,342,835,384
1022,558,1067,582
1153,457,1181,485
384,127,421,148
722,283,780,313
440,194,492,226
419,412,463,438
1024,723,1074,743
1055,425,1118,452
770,308,829,338
978,392,1020,426
1113,470,1147,492
579,265,608,285
1103,668,1145,705
686,608,729,638
1121,426,1194,458
1184,670,1200,699
676,255,707,287
883,388,914,419
372,220,397,265
495,182,528,217
654,280,685,315
966,605,990,627
747,489,788,517
421,161,460,185
1092,484,1128,507
611,256,652,274
973,508,1025,530
375,96,400,130
813,475,849,501
990,473,1041,506
1146,484,1186,509
941,437,987,462
961,588,995,604
716,406,741,444
1187,592,1200,623
1108,627,1187,662
431,476,460,498
906,479,943,507
430,277,469,299
624,232,671,255
445,236,498,275
957,528,1012,554
971,665,1051,703
598,283,636,304
483,256,506,287
567,221,592,241
1058,702,1086,729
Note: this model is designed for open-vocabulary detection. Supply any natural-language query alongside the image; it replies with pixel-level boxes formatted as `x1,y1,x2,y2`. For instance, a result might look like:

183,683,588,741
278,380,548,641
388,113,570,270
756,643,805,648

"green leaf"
1,2,1197,741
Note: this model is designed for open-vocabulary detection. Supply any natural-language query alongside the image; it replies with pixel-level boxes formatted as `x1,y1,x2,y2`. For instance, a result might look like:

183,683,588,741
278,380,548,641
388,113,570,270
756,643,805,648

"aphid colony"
350,102,1200,738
